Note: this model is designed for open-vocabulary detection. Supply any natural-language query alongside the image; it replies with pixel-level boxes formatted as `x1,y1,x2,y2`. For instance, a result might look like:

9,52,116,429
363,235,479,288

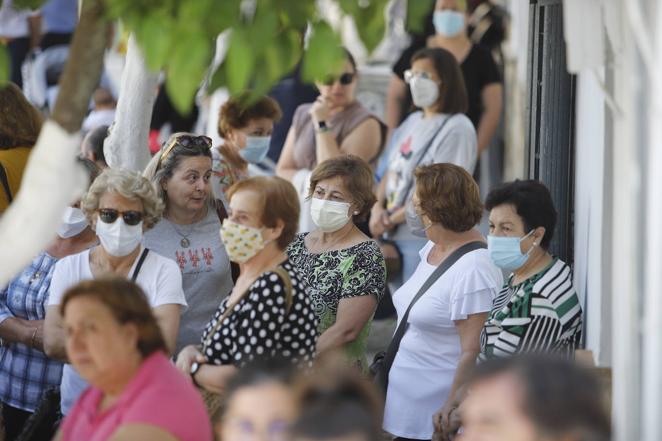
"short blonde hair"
82,168,164,229
226,176,299,249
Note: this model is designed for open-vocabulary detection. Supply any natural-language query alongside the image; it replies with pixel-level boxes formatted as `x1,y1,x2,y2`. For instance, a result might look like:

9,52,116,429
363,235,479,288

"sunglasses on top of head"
322,72,355,86
97,208,144,226
158,134,212,168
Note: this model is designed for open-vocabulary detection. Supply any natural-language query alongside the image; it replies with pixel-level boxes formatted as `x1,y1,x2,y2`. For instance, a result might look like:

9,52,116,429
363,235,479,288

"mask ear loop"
520,229,538,256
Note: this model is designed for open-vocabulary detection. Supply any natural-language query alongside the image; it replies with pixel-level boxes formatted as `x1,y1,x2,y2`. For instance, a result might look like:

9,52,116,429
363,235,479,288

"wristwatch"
316,120,331,133
190,361,202,386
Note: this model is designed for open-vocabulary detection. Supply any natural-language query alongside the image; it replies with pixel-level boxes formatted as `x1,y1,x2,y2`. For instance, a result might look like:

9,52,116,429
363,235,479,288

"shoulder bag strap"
272,266,293,313
375,241,487,391
396,114,455,209
130,248,150,283
0,163,13,204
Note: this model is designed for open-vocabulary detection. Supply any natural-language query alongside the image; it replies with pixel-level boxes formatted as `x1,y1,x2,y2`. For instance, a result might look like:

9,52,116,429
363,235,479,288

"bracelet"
315,120,332,133
29,327,38,348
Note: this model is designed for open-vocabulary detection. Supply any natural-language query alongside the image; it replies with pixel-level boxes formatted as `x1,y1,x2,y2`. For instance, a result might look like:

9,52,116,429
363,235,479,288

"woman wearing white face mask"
212,93,282,206
175,176,318,396
0,158,98,440
43,168,187,416
381,163,501,441
371,47,476,288
385,0,502,158
287,156,386,372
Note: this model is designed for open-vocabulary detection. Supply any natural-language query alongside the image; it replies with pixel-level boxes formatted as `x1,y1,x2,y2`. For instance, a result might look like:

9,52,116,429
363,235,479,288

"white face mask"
95,217,143,257
410,76,440,109
56,207,88,239
310,198,351,233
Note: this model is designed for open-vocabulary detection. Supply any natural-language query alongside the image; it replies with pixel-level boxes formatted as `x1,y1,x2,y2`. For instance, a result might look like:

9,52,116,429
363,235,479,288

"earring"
353,211,359,215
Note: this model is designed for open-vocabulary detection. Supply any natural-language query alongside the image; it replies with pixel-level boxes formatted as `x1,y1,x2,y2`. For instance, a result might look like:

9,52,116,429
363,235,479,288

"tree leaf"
134,13,174,71
301,21,345,84
166,32,213,114
406,0,435,34
225,28,255,93
0,46,9,86
14,0,45,9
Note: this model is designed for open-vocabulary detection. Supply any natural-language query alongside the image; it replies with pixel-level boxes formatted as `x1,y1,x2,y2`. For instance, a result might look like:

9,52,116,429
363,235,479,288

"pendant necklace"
171,222,195,248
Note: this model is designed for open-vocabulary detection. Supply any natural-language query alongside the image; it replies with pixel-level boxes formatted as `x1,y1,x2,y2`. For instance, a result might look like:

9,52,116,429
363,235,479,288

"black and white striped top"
479,258,582,360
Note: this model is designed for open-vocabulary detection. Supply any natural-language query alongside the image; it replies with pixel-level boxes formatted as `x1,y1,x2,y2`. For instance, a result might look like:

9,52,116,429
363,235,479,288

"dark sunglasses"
158,134,212,168
97,208,144,226
322,72,355,86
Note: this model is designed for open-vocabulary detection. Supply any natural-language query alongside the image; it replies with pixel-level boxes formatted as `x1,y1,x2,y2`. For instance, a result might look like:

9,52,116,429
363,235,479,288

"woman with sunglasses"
143,132,234,354
43,168,187,416
370,47,477,288
276,48,385,232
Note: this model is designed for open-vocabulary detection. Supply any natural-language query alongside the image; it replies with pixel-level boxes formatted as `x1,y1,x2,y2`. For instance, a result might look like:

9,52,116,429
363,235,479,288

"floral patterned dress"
287,233,386,371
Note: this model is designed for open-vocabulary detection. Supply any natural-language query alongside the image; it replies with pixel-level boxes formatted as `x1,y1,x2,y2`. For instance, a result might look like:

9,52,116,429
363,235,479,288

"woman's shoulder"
442,113,475,133
143,248,180,272
55,248,90,271
531,258,575,296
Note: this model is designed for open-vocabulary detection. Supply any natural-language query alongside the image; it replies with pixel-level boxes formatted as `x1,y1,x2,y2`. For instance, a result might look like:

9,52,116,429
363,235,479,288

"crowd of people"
0,0,611,440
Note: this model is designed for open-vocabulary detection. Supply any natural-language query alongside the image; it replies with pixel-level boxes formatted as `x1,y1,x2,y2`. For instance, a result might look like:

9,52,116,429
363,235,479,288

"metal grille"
525,0,576,263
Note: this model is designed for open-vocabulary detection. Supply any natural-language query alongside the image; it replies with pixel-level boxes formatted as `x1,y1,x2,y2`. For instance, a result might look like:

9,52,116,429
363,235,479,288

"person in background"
81,87,116,133
480,180,583,360
34,0,78,50
0,0,40,89
382,164,502,441
44,168,186,415
214,358,297,441
149,84,200,155
54,278,212,441
385,0,502,157
80,124,109,169
287,156,385,372
460,356,611,441
143,132,234,353
0,82,42,213
212,93,282,205
372,47,476,286
276,48,385,232
290,355,383,441
0,158,99,441
175,176,318,393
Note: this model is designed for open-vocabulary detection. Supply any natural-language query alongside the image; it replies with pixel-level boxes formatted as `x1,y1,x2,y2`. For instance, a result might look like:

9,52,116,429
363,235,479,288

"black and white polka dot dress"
201,259,318,367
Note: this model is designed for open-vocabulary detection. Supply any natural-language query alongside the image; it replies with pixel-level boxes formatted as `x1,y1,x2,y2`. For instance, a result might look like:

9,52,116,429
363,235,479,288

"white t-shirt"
382,241,502,439
48,247,187,415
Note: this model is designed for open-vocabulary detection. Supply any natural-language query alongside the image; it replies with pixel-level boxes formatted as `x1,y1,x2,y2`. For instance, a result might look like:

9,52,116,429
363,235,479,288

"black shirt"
393,44,501,128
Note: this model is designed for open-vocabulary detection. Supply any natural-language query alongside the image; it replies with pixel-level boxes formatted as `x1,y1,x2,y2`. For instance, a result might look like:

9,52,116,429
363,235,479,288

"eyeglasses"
403,69,435,84
158,134,212,168
97,208,144,226
322,72,355,86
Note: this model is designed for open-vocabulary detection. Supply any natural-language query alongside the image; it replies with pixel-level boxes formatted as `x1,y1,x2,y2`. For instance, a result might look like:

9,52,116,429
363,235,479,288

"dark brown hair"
411,47,468,114
415,163,482,232
226,176,300,249
217,93,282,139
0,82,43,149
60,278,167,358
308,155,376,222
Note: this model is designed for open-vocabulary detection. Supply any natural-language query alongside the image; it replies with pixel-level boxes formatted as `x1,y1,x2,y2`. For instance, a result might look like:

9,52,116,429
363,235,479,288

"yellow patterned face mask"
220,218,267,263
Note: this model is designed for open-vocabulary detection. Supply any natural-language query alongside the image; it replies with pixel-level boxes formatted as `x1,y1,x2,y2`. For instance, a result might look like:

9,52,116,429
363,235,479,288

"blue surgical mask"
239,136,271,163
433,10,465,38
487,230,535,271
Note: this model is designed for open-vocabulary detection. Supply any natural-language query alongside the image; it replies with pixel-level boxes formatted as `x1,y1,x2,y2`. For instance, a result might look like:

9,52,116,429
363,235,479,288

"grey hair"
142,132,213,210
82,168,164,229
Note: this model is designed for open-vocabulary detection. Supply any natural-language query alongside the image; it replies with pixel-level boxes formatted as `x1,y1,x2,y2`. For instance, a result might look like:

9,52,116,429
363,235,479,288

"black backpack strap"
0,163,13,204
131,248,150,282
375,241,487,392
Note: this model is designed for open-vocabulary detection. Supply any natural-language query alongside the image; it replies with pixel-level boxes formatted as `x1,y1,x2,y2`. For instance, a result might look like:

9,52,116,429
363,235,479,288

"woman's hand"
433,401,460,441
369,206,393,237
175,345,206,374
310,96,331,123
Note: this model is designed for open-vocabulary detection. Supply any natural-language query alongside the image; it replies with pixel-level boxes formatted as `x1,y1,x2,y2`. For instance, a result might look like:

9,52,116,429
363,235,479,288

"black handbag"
371,241,487,395
16,387,62,441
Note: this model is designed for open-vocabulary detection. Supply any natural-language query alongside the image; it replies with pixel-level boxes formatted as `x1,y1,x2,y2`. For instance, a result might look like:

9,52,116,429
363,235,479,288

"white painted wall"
573,70,609,365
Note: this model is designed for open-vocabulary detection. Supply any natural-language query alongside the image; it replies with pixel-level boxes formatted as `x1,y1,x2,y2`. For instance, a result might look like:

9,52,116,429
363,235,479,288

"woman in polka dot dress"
176,176,318,393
